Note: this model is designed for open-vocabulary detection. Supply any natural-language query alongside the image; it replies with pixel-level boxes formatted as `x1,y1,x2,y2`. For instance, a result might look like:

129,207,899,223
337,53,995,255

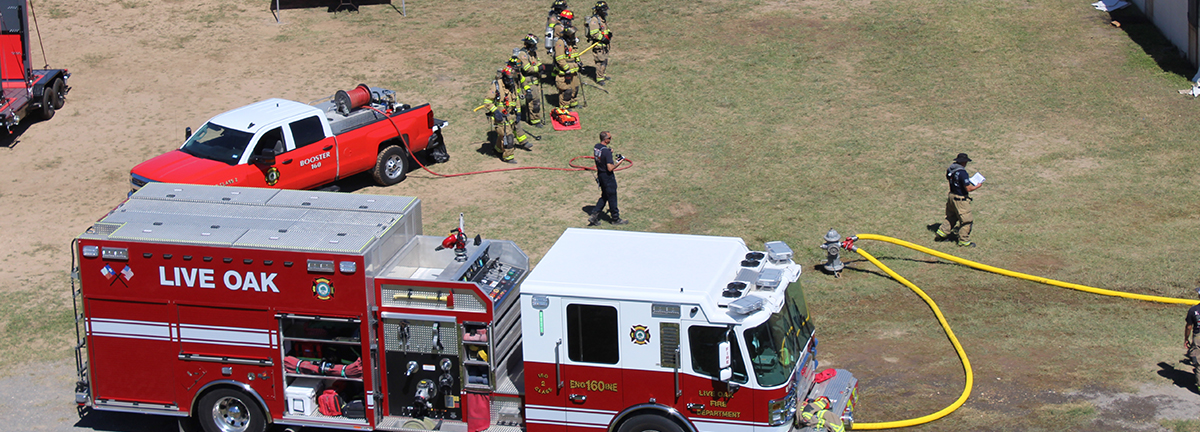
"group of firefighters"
480,0,613,163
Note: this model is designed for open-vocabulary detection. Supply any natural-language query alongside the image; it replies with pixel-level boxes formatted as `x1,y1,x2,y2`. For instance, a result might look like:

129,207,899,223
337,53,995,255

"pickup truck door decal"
273,119,338,189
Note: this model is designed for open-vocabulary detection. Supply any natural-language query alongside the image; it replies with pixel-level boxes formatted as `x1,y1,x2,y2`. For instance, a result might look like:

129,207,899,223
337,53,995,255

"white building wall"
1132,0,1195,65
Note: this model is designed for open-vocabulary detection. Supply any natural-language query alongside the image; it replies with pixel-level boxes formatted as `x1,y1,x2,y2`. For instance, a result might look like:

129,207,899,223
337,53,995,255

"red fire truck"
129,84,448,194
72,183,857,432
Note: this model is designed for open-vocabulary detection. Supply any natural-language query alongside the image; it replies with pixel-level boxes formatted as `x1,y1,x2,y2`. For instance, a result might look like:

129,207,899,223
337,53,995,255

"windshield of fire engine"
179,122,254,165
743,281,814,387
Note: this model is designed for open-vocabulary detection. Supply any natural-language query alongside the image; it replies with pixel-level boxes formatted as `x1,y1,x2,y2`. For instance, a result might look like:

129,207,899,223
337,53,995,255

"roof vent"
756,268,783,290
728,296,765,315
765,241,793,263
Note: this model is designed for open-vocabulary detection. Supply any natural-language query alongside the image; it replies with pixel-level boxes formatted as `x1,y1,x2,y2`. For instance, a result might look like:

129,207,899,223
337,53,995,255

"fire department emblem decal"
312,277,334,300
265,167,281,186
630,325,651,345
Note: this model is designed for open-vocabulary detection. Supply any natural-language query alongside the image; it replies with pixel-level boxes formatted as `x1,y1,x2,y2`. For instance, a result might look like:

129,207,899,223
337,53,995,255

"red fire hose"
367,105,632,178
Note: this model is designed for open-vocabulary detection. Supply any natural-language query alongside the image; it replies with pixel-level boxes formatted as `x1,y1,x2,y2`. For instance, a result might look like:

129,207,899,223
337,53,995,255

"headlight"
767,395,795,426
130,173,153,194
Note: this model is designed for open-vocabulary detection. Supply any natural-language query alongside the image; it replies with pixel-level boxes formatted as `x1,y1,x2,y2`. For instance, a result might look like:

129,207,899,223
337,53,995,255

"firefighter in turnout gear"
513,34,544,127
545,1,570,54
554,26,583,109
935,152,982,247
585,1,612,85
483,67,531,163
800,397,845,432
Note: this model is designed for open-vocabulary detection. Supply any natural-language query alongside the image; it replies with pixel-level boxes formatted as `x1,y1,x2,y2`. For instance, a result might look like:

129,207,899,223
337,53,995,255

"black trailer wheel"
617,415,684,432
372,145,408,186
51,78,65,110
197,388,266,432
38,86,55,120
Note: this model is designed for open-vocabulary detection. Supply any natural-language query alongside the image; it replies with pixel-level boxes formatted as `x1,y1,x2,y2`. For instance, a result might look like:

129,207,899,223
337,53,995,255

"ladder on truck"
70,239,89,415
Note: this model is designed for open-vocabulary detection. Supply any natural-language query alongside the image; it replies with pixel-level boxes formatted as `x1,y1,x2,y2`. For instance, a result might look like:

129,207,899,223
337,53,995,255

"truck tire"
373,145,408,186
197,388,266,432
38,86,55,120
51,78,65,110
617,415,684,432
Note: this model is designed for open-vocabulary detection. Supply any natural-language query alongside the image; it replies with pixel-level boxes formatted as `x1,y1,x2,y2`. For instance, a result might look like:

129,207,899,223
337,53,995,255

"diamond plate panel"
133,183,281,205
108,222,249,246
268,189,417,214
382,320,459,354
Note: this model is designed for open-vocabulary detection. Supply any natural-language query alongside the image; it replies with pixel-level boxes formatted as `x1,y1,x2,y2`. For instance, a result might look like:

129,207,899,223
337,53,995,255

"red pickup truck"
130,85,448,193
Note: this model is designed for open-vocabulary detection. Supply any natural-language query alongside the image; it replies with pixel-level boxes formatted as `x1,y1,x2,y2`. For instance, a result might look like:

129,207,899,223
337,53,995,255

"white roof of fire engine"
209,98,322,133
523,228,780,323
84,183,419,254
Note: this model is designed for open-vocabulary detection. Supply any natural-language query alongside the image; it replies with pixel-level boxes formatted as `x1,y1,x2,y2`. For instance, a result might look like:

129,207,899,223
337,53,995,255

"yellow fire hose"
845,247,972,430
855,234,1199,306
845,233,1199,430
576,41,602,56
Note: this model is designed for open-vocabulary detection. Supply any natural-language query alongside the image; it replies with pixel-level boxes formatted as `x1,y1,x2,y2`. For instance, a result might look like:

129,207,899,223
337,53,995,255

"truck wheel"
38,86,55,120
373,145,408,186
617,415,684,432
197,388,266,432
51,78,65,110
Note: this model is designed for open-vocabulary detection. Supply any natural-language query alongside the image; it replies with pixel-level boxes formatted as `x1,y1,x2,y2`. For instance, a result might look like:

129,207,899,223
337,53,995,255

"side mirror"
252,148,276,166
184,126,192,141
717,341,732,382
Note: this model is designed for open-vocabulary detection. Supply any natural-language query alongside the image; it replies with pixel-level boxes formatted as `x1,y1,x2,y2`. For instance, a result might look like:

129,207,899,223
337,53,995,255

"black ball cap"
954,153,972,163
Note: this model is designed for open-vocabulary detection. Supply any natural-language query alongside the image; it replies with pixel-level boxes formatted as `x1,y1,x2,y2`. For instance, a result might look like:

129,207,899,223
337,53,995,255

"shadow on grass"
0,119,40,149
1108,7,1196,80
74,407,178,432
1156,361,1200,394
271,0,393,12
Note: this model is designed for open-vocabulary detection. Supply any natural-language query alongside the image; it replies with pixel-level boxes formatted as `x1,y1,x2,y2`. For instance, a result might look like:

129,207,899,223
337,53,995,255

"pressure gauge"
440,358,453,371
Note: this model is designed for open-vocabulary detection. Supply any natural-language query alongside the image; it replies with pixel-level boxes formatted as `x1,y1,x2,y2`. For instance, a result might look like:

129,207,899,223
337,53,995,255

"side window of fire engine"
688,326,748,383
290,116,326,148
566,304,619,364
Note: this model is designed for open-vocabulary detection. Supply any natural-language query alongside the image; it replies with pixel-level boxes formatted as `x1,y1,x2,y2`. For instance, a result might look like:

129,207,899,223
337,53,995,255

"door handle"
686,403,705,413
282,159,293,165
568,394,587,404
323,145,333,151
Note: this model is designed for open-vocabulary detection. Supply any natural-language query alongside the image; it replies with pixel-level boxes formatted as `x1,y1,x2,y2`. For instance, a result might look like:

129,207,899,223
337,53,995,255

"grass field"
9,0,1200,430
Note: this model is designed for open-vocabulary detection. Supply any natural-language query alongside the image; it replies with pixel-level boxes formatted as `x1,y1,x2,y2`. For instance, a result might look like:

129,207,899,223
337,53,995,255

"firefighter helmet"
562,26,576,39
560,9,574,20
523,34,538,48
594,1,608,12
552,0,568,12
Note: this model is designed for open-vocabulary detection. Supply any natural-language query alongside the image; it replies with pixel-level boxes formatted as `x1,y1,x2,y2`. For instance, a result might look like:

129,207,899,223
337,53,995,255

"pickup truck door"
271,116,338,189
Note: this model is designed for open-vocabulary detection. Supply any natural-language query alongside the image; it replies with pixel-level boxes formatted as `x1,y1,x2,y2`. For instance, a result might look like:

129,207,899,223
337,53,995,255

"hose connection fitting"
819,229,845,277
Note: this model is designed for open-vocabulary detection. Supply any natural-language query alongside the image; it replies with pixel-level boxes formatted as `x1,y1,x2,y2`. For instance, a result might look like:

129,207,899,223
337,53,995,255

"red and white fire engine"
72,183,857,432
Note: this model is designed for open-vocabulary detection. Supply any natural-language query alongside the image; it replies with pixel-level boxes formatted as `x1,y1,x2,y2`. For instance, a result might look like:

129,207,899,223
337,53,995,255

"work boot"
610,218,629,225
587,213,601,226
934,228,951,242
522,142,534,150
957,240,976,248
